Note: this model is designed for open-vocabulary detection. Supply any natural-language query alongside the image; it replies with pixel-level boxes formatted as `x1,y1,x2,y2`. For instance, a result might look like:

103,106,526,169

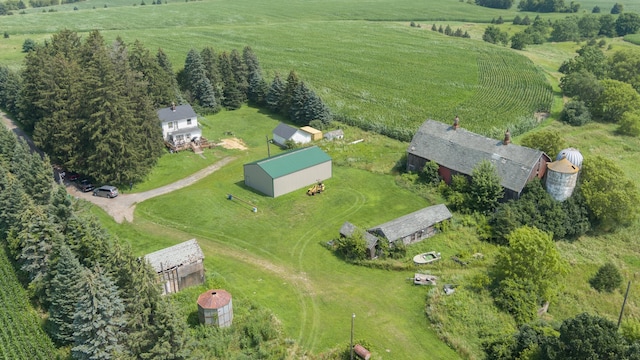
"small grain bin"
197,289,233,327
545,157,580,201
354,344,371,360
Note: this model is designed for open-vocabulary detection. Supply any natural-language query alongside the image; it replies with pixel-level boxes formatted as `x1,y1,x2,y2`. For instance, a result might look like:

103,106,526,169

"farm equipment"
306,182,325,196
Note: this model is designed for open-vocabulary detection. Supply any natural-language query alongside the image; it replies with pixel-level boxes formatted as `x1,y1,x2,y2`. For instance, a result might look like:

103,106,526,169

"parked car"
67,172,80,181
93,185,118,198
77,179,95,192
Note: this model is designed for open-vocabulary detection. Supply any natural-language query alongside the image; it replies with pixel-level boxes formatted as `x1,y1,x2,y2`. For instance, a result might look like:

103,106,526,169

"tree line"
0,29,332,185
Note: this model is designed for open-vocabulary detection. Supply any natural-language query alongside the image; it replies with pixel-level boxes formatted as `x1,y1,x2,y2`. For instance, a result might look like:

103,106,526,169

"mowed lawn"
91,108,459,358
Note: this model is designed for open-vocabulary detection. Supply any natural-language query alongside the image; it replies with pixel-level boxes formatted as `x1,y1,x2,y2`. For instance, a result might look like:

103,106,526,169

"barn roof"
157,104,197,123
246,146,331,179
408,119,548,193
144,239,204,273
340,221,378,249
368,204,452,242
273,123,298,140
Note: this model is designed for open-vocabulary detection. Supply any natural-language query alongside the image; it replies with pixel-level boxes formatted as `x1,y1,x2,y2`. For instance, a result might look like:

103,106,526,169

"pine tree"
304,89,332,126
48,184,73,230
48,244,84,345
183,48,217,110
218,51,243,110
281,70,300,117
0,124,17,165
17,205,61,302
145,298,192,359
289,81,310,125
156,48,183,104
247,71,268,106
64,213,114,268
73,264,126,360
0,170,29,241
200,47,223,103
128,40,174,108
266,73,285,113
242,46,261,75
230,49,248,103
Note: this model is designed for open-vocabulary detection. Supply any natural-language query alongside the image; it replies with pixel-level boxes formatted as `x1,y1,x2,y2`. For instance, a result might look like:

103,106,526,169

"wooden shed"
300,126,323,141
144,239,205,295
339,221,379,259
243,146,332,197
368,204,452,246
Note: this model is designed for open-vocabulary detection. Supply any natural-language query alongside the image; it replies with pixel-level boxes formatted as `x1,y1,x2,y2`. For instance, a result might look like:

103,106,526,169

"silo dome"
556,148,583,168
197,289,233,327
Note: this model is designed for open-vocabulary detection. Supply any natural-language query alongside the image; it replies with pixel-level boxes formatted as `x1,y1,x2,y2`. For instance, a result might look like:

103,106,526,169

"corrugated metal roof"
273,123,298,140
368,204,452,242
197,289,232,309
246,146,331,179
144,239,204,273
408,119,547,193
157,104,197,123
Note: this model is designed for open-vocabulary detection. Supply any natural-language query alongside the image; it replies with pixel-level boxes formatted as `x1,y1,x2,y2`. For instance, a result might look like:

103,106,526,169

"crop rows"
454,49,553,137
0,247,56,360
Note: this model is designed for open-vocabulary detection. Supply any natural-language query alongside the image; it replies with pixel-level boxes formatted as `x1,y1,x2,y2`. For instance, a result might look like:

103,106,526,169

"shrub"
421,161,440,185
561,100,592,126
21,38,37,53
617,110,640,137
309,119,325,131
590,262,623,292
335,231,367,261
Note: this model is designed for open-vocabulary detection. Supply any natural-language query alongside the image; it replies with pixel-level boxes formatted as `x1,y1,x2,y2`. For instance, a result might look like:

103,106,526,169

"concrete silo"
545,157,580,201
197,289,233,327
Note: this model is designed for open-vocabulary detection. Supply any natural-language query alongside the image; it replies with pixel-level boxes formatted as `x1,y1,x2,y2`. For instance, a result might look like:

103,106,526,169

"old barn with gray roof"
368,204,452,246
407,119,550,199
144,239,205,295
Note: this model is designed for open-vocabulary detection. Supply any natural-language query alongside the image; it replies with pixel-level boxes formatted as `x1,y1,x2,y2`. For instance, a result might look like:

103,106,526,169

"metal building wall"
273,161,332,197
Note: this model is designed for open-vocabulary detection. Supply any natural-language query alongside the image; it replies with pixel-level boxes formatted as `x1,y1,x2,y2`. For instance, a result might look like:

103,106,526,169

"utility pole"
350,313,355,360
266,135,271,157
618,280,631,329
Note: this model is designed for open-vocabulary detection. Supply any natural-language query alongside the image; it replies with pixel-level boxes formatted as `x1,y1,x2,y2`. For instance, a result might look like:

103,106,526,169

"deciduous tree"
592,79,640,123
469,160,503,215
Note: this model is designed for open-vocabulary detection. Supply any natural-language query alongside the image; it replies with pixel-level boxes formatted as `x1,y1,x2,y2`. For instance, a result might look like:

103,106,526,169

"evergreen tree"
200,47,223,103
10,139,52,205
48,244,84,345
218,51,243,110
304,88,331,126
48,184,73,229
64,213,114,268
242,46,261,75
0,170,29,241
145,298,193,359
266,73,285,113
289,81,310,125
156,48,183,104
247,71,268,106
230,49,248,103
0,124,17,165
17,205,61,302
0,65,22,115
128,40,174,108
183,48,217,110
281,70,300,117
73,264,126,360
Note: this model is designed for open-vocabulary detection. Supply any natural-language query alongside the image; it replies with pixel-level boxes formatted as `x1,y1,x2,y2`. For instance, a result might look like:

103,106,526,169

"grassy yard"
99,110,463,358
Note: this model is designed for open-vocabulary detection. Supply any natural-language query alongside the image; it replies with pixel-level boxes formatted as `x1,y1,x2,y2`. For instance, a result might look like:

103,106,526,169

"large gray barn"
243,146,332,197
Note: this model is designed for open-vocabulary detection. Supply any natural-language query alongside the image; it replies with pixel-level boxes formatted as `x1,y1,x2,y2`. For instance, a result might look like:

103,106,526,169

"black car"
77,179,95,192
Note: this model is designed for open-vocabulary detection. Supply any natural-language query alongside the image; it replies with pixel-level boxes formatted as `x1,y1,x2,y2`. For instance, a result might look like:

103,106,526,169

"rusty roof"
197,289,232,309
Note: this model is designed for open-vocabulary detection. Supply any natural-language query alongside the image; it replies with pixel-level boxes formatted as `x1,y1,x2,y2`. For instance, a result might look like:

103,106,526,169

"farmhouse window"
168,122,174,129
187,118,192,125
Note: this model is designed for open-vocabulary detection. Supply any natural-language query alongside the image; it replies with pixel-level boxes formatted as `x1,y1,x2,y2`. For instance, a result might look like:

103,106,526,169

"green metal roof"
247,146,331,179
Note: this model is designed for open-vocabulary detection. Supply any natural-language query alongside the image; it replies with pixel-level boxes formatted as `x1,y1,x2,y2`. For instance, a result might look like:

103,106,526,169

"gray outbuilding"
368,204,452,246
339,221,380,259
144,239,205,295
243,146,332,197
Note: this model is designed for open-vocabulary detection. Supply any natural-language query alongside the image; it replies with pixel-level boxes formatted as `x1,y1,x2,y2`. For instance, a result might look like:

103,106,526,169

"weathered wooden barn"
406,119,550,200
339,221,380,259
144,239,205,295
367,204,452,246
243,146,332,197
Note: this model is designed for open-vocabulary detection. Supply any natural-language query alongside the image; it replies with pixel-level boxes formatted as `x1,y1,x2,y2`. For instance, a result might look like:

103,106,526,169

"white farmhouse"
157,103,202,146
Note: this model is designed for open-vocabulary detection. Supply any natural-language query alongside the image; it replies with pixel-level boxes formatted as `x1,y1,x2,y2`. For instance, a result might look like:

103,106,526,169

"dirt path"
69,156,236,223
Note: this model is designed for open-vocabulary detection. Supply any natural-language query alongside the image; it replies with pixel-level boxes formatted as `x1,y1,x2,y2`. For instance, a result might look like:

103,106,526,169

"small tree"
335,230,367,261
592,5,600,13
590,262,623,293
610,2,623,14
469,160,503,215
513,15,522,25
22,38,37,52
561,100,592,126
618,110,640,137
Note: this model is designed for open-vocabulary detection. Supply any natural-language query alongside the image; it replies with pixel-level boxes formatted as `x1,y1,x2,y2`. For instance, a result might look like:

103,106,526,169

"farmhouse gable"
144,238,205,295
368,204,452,245
157,103,202,145
407,119,550,199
